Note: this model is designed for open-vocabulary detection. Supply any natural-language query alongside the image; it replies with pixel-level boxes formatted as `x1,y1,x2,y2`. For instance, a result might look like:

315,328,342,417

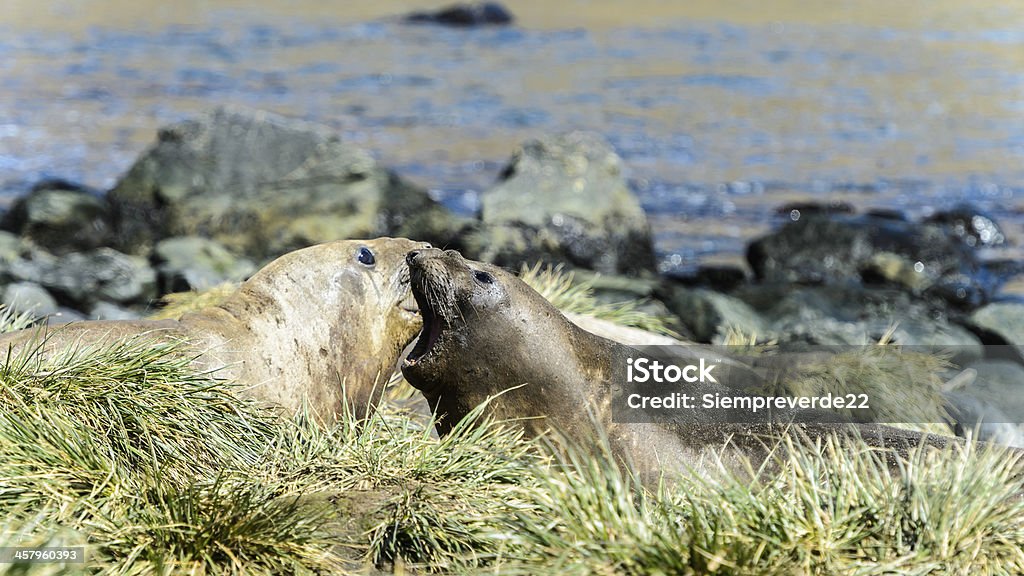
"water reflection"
2,0,1023,272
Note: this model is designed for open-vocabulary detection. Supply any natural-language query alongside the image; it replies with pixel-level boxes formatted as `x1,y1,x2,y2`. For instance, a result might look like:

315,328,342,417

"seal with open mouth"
401,248,967,483
1,237,430,423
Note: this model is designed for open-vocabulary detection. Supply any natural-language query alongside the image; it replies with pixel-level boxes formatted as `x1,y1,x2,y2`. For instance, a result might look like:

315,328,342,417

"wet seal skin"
400,248,997,484
0,237,431,423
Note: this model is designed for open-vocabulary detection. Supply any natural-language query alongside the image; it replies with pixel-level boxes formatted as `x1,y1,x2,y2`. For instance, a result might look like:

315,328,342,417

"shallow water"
3,0,1024,273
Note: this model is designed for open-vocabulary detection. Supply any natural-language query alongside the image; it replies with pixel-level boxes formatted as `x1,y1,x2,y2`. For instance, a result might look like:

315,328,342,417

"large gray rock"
946,360,1024,447
107,107,463,261
0,180,112,255
9,248,157,308
467,132,656,276
663,285,770,344
90,301,142,321
2,281,59,318
153,236,256,292
737,284,984,363
959,360,1024,420
746,209,1010,309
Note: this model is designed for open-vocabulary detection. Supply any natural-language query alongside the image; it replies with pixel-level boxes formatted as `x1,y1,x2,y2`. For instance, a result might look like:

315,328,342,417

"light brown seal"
0,237,431,422
400,248,970,483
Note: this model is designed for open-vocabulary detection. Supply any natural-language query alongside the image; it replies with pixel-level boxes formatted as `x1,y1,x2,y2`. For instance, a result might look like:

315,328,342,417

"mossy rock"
466,131,655,276
1,180,112,255
107,106,465,261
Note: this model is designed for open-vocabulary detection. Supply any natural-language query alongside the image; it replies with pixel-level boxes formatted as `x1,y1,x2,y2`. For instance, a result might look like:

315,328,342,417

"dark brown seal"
401,248,964,483
1,237,431,423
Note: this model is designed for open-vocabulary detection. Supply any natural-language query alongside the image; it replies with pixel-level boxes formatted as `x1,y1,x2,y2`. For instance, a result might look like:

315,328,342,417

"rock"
861,252,933,292
44,307,87,326
662,285,770,344
2,281,59,318
9,248,157,308
404,2,514,26
775,200,855,217
693,265,749,292
571,269,661,301
90,301,142,321
945,360,1024,446
960,361,1024,419
737,284,984,363
926,263,1024,311
0,179,112,255
746,208,1013,308
467,132,655,276
924,203,1005,248
153,236,256,292
564,311,687,347
968,301,1024,345
893,321,983,364
945,391,1024,447
748,211,970,286
663,263,750,292
749,202,1016,312
864,208,909,221
0,231,22,262
107,107,463,261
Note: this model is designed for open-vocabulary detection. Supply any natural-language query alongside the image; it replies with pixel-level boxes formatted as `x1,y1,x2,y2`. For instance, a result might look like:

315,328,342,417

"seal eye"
473,270,494,285
357,247,376,266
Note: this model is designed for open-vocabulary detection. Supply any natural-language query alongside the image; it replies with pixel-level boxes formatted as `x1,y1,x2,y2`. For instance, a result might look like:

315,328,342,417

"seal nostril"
424,243,433,249
406,250,421,266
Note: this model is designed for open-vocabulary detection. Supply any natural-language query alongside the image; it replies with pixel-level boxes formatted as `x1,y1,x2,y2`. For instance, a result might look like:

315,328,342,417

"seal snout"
404,239,435,263
403,247,463,368
406,246,450,268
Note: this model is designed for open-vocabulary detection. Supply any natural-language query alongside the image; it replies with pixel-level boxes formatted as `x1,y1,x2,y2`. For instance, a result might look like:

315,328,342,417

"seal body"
1,237,430,422
401,248,958,483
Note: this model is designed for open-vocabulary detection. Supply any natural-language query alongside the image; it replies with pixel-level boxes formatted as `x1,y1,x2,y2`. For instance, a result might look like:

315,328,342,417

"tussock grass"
0,334,275,491
0,305,37,334
253,400,545,571
0,313,545,573
148,283,239,321
492,432,1024,575
519,263,681,337
84,476,337,575
720,327,779,357
722,326,952,428
2,308,1023,574
762,345,953,425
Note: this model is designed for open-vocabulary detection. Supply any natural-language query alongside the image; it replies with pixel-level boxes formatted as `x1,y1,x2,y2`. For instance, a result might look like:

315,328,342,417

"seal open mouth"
405,303,442,366
403,267,441,366
403,248,458,367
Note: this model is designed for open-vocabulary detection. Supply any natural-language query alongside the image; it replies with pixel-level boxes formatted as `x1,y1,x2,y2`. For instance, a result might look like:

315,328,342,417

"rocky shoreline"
3,106,1023,441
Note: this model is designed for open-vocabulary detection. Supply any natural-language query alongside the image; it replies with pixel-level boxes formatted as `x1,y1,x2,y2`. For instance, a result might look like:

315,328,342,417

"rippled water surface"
4,0,1024,272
